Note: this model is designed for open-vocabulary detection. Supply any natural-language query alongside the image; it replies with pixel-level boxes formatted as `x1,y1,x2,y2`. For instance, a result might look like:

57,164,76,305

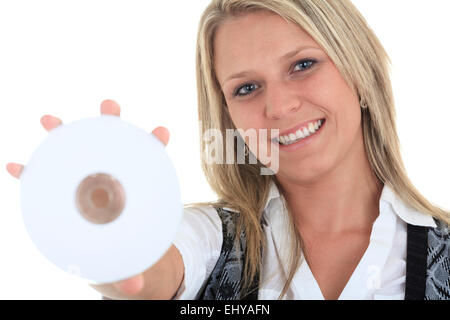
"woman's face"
214,10,363,184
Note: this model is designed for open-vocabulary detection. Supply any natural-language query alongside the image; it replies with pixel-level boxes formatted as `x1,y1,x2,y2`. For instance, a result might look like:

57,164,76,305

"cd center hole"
91,188,110,208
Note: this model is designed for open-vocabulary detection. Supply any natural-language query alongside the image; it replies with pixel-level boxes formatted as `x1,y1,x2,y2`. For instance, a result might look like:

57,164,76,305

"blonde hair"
186,0,450,300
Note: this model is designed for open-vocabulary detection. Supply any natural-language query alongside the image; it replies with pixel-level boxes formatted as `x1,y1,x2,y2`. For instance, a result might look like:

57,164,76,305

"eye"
233,83,260,97
232,59,317,98
292,58,317,72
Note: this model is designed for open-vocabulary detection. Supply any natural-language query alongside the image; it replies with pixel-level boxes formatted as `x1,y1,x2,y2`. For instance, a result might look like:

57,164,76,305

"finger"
113,273,144,296
6,163,24,179
151,126,170,146
40,115,63,132
100,99,121,116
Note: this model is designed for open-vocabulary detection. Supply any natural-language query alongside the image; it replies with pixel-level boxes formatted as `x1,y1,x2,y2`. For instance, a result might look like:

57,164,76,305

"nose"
264,80,302,120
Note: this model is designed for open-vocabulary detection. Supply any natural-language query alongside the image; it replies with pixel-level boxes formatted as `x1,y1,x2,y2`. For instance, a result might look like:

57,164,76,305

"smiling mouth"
273,118,325,145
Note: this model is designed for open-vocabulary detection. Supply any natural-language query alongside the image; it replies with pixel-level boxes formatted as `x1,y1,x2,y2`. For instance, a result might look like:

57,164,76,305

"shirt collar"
379,184,437,228
263,180,437,228
266,180,281,206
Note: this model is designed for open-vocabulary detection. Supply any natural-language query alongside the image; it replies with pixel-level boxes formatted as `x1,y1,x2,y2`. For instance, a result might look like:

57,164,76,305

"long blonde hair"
186,0,450,300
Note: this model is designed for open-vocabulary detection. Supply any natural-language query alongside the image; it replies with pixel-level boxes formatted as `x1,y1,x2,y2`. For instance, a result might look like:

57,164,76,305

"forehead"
213,11,318,79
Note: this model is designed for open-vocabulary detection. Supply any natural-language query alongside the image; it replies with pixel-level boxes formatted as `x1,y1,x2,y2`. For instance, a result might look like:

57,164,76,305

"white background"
0,0,449,299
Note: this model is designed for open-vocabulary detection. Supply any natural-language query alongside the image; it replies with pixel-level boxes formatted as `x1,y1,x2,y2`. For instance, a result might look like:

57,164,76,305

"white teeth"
277,119,324,145
295,129,304,139
302,127,310,137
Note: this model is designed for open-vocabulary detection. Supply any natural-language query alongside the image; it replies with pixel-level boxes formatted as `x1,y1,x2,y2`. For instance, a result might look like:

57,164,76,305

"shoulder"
182,204,240,223
179,204,223,235
427,218,450,243
426,218,450,264
181,204,242,234
183,203,218,215
182,205,247,242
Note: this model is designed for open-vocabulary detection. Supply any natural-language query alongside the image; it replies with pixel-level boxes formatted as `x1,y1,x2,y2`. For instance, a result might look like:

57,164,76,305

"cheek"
314,66,361,143
228,104,264,132
227,106,243,128
228,106,271,157
328,102,363,170
334,92,362,137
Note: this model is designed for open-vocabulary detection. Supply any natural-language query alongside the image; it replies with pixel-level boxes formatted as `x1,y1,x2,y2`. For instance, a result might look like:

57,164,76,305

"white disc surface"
20,115,182,284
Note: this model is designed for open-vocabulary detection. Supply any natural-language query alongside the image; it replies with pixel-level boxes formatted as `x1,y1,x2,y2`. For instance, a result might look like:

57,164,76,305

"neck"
277,134,383,235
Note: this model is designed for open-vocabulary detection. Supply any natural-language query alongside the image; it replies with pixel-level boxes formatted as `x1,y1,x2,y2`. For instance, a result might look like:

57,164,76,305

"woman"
183,0,450,300
7,0,450,300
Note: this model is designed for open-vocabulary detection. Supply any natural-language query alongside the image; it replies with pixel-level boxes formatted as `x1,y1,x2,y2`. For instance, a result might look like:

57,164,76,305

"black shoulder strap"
405,224,428,300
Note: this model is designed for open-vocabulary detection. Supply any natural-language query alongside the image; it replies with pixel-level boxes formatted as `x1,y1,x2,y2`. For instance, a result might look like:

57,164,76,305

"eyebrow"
222,45,320,85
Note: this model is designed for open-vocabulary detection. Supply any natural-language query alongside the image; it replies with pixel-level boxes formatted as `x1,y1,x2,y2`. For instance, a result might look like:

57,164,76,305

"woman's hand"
6,99,172,297
6,99,170,179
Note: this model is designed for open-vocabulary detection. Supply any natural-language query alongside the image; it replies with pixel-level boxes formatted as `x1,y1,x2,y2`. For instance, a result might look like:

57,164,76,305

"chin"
278,167,324,186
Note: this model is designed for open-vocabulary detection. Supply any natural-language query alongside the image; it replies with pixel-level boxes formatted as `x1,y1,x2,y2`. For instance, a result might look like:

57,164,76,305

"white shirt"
172,182,437,300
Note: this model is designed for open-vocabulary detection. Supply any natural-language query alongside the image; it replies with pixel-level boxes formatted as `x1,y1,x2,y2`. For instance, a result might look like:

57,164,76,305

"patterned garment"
198,207,450,300
425,219,450,299
198,207,259,300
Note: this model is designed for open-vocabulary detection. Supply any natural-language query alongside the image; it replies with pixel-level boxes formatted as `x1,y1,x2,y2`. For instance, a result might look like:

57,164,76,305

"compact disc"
20,115,182,284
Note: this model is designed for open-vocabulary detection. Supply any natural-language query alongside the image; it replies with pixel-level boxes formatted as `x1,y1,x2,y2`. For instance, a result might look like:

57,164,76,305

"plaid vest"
198,207,450,300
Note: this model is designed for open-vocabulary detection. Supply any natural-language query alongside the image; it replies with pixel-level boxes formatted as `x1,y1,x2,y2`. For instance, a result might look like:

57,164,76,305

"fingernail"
6,163,22,178
101,100,121,116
